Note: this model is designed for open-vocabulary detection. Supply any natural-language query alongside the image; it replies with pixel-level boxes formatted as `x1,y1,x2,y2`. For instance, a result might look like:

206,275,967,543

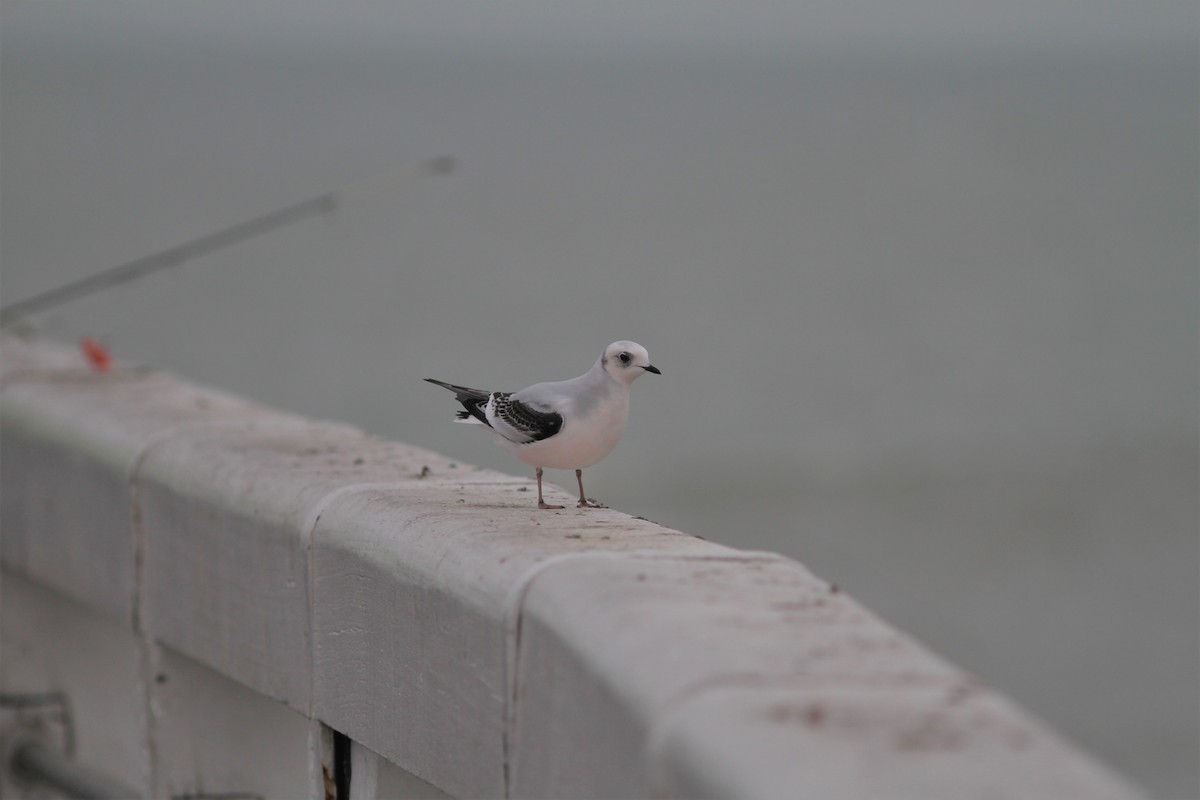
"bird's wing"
487,392,564,443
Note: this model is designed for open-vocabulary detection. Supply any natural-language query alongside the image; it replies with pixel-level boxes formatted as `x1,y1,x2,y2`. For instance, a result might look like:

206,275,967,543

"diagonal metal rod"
10,740,141,800
0,192,337,327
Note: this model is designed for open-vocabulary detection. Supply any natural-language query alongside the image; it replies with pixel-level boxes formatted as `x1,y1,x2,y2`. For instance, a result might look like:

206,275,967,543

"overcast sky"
4,1,1196,62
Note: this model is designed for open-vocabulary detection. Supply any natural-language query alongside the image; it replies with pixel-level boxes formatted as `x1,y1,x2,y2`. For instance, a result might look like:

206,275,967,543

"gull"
425,341,661,509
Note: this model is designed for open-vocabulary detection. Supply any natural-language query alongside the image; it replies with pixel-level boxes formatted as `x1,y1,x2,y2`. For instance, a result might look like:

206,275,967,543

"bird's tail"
424,377,488,399
424,378,492,427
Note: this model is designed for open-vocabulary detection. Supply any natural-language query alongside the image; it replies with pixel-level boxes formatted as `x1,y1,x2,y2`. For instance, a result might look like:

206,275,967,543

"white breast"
494,391,629,470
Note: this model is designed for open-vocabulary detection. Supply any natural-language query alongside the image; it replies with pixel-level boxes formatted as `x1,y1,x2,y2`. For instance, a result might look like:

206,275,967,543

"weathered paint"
0,337,1146,799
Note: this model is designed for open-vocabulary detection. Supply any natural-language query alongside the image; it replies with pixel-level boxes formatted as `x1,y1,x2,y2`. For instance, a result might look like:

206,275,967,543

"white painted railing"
0,336,1144,799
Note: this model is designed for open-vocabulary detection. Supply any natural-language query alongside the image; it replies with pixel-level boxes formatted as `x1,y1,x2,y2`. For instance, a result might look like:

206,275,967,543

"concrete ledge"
509,555,963,798
650,685,1139,800
0,337,1145,799
0,345,273,624
309,484,729,797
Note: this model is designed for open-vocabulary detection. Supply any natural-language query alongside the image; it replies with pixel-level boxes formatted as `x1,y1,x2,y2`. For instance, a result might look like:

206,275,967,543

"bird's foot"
538,501,565,510
577,498,607,509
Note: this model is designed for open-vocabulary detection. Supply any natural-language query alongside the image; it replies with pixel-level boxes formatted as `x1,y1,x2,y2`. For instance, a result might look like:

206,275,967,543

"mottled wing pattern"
425,378,564,443
489,392,563,443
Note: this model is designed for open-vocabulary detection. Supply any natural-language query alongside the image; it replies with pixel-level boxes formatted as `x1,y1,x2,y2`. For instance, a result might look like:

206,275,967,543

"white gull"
425,341,660,509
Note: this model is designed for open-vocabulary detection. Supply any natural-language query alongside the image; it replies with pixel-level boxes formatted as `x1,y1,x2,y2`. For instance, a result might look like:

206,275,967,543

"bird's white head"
600,341,661,385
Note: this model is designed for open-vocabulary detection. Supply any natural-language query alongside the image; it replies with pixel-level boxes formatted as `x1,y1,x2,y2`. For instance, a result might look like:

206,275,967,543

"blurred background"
1,2,1195,796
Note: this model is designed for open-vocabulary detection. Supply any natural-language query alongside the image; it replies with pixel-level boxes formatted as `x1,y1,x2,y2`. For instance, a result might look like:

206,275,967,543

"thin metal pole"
9,739,141,799
0,193,336,327
0,154,457,329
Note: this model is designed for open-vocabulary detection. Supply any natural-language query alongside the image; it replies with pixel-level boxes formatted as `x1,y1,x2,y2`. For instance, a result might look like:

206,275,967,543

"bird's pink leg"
576,469,606,508
537,468,564,510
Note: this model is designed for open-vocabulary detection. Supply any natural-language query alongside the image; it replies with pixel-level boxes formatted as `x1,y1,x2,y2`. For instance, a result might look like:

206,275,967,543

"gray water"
2,4,1196,796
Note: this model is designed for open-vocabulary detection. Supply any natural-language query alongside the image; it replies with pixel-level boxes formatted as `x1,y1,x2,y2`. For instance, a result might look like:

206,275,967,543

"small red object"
80,337,112,372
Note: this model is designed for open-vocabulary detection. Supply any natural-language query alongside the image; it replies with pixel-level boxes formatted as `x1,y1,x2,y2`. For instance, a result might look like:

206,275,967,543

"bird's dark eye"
618,352,631,364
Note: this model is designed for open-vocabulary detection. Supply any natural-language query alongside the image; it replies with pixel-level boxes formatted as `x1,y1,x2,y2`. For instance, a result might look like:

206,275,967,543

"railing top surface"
0,336,1144,799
